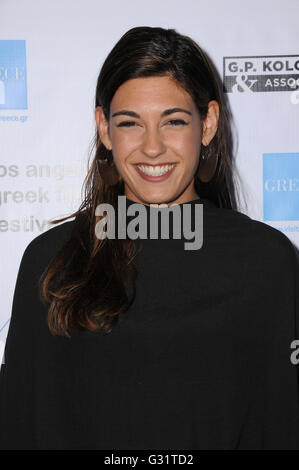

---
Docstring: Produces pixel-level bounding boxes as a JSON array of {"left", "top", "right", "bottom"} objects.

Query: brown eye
[
  {"left": 116, "top": 121, "right": 136, "bottom": 127},
  {"left": 167, "top": 119, "right": 188, "bottom": 126}
]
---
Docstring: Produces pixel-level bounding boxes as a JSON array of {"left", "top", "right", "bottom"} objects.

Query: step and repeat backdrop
[{"left": 1, "top": 0, "right": 299, "bottom": 358}]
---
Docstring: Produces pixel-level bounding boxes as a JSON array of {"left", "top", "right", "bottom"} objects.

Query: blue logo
[
  {"left": 263, "top": 153, "right": 299, "bottom": 221},
  {"left": 0, "top": 40, "right": 27, "bottom": 110}
]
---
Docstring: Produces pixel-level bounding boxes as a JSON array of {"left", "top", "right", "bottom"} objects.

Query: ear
[
  {"left": 201, "top": 100, "right": 219, "bottom": 146},
  {"left": 95, "top": 106, "right": 112, "bottom": 150},
  {"left": 198, "top": 100, "right": 220, "bottom": 183}
]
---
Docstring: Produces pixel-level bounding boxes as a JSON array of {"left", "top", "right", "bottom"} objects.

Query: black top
[{"left": 1, "top": 196, "right": 299, "bottom": 450}]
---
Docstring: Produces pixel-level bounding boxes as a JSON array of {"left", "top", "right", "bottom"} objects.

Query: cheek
[
  {"left": 172, "top": 132, "right": 200, "bottom": 160},
  {"left": 112, "top": 132, "right": 138, "bottom": 158}
]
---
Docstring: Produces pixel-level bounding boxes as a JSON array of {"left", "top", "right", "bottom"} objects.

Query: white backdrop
[{"left": 1, "top": 0, "right": 299, "bottom": 359}]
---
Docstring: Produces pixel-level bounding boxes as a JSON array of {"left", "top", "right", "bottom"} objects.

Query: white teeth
[{"left": 137, "top": 164, "right": 175, "bottom": 176}]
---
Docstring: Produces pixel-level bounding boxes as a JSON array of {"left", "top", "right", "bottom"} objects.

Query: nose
[{"left": 141, "top": 127, "right": 166, "bottom": 158}]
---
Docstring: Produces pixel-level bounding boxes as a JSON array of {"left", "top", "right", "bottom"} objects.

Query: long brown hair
[{"left": 39, "top": 26, "right": 241, "bottom": 338}]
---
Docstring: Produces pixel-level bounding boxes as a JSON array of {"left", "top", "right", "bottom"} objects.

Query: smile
[{"left": 136, "top": 163, "right": 176, "bottom": 177}]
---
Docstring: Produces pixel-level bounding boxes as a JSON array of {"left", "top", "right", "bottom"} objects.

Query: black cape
[{"left": 1, "top": 196, "right": 299, "bottom": 450}]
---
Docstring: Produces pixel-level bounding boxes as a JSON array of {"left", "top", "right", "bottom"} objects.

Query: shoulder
[
  {"left": 26, "top": 218, "right": 76, "bottom": 253},
  {"left": 206, "top": 204, "right": 298, "bottom": 271},
  {"left": 235, "top": 208, "right": 297, "bottom": 256},
  {"left": 19, "top": 218, "right": 77, "bottom": 278}
]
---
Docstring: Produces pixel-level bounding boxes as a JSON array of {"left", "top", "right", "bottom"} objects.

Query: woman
[{"left": 0, "top": 26, "right": 298, "bottom": 450}]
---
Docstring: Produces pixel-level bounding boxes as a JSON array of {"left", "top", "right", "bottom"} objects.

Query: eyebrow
[{"left": 111, "top": 107, "right": 192, "bottom": 118}]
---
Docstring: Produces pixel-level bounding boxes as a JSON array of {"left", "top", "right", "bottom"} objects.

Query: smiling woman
[
  {"left": 1, "top": 26, "right": 298, "bottom": 451},
  {"left": 95, "top": 76, "right": 219, "bottom": 203},
  {"left": 39, "top": 25, "right": 238, "bottom": 340}
]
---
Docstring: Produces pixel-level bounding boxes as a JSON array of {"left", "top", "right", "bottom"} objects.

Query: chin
[{"left": 141, "top": 194, "right": 174, "bottom": 205}]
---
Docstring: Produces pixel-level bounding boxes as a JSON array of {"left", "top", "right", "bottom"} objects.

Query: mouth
[{"left": 134, "top": 163, "right": 177, "bottom": 181}]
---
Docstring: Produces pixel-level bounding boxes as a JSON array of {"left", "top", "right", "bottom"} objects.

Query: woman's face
[{"left": 95, "top": 75, "right": 219, "bottom": 206}]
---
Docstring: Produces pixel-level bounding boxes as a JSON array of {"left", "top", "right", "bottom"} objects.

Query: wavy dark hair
[{"left": 39, "top": 26, "right": 242, "bottom": 338}]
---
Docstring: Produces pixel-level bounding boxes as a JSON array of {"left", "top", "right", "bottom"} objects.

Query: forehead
[{"left": 110, "top": 76, "right": 193, "bottom": 111}]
